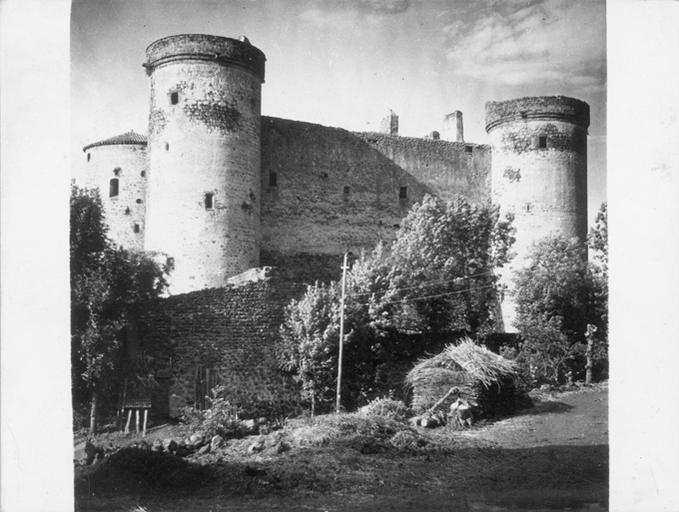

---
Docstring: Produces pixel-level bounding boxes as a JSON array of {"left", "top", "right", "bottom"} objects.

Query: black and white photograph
[{"left": 2, "top": 1, "right": 679, "bottom": 511}]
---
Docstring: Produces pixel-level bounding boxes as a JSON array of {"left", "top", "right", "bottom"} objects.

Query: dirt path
[{"left": 77, "top": 387, "right": 608, "bottom": 512}]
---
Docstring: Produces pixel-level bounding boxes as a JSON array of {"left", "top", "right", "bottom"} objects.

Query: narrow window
[
  {"left": 87, "top": 153, "right": 91, "bottom": 162},
  {"left": 343, "top": 185, "right": 351, "bottom": 195},
  {"left": 136, "top": 198, "right": 143, "bottom": 204},
  {"left": 524, "top": 202, "right": 532, "bottom": 213},
  {"left": 393, "top": 223, "right": 400, "bottom": 229},
  {"left": 165, "top": 142, "right": 169, "bottom": 151},
  {"left": 399, "top": 186, "right": 407, "bottom": 199},
  {"left": 113, "top": 167, "right": 121, "bottom": 176},
  {"left": 204, "top": 192, "right": 214, "bottom": 210},
  {"left": 170, "top": 91, "right": 179, "bottom": 105},
  {"left": 140, "top": 170, "right": 146, "bottom": 177},
  {"left": 538, "top": 135, "right": 547, "bottom": 149},
  {"left": 124, "top": 207, "right": 131, "bottom": 215},
  {"left": 109, "top": 178, "right": 119, "bottom": 197},
  {"left": 465, "top": 145, "right": 473, "bottom": 153},
  {"left": 133, "top": 223, "right": 140, "bottom": 233},
  {"left": 269, "top": 172, "right": 277, "bottom": 187}
]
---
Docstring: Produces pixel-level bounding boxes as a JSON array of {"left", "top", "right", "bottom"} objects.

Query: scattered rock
[
  {"left": 242, "top": 419, "right": 257, "bottom": 433},
  {"left": 210, "top": 435, "right": 224, "bottom": 451},
  {"left": 189, "top": 433, "right": 205, "bottom": 447},
  {"left": 151, "top": 439, "right": 164, "bottom": 452},
  {"left": 247, "top": 436, "right": 265, "bottom": 454},
  {"left": 162, "top": 439, "right": 177, "bottom": 453},
  {"left": 197, "top": 444, "right": 211, "bottom": 455},
  {"left": 256, "top": 417, "right": 268, "bottom": 425},
  {"left": 259, "top": 424, "right": 271, "bottom": 435},
  {"left": 244, "top": 465, "right": 267, "bottom": 477}
]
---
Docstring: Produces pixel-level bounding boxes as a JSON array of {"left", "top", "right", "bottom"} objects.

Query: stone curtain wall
[
  {"left": 134, "top": 270, "right": 304, "bottom": 418},
  {"left": 354, "top": 132, "right": 492, "bottom": 205},
  {"left": 259, "top": 117, "right": 492, "bottom": 283}
]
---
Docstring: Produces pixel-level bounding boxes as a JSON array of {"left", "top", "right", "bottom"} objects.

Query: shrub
[
  {"left": 359, "top": 397, "right": 409, "bottom": 422},
  {"left": 180, "top": 386, "right": 247, "bottom": 439}
]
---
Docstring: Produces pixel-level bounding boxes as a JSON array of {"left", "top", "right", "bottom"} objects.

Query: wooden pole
[
  {"left": 142, "top": 409, "right": 148, "bottom": 437},
  {"left": 124, "top": 409, "right": 132, "bottom": 434},
  {"left": 335, "top": 252, "right": 349, "bottom": 414},
  {"left": 135, "top": 409, "right": 140, "bottom": 433}
]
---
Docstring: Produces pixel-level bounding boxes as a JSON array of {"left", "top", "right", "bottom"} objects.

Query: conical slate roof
[{"left": 83, "top": 130, "right": 147, "bottom": 152}]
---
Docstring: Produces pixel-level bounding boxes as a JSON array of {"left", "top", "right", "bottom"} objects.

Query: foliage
[
  {"left": 180, "top": 385, "right": 247, "bottom": 439},
  {"left": 278, "top": 194, "right": 515, "bottom": 412},
  {"left": 377, "top": 195, "right": 515, "bottom": 336},
  {"left": 359, "top": 397, "right": 409, "bottom": 422},
  {"left": 70, "top": 185, "right": 169, "bottom": 433},
  {"left": 278, "top": 282, "right": 341, "bottom": 415},
  {"left": 513, "top": 235, "right": 607, "bottom": 384},
  {"left": 588, "top": 201, "right": 608, "bottom": 278}
]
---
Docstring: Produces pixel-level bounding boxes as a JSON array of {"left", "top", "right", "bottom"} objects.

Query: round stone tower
[
  {"left": 485, "top": 96, "right": 589, "bottom": 330},
  {"left": 143, "top": 34, "right": 266, "bottom": 294},
  {"left": 82, "top": 131, "right": 148, "bottom": 251}
]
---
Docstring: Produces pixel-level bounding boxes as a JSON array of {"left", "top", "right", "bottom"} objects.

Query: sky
[{"left": 71, "top": 0, "right": 606, "bottom": 222}]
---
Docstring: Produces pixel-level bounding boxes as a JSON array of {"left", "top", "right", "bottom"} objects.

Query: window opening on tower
[
  {"left": 170, "top": 91, "right": 179, "bottom": 105},
  {"left": 399, "top": 186, "right": 408, "bottom": 199},
  {"left": 134, "top": 223, "right": 140, "bottom": 233},
  {"left": 269, "top": 172, "right": 277, "bottom": 187},
  {"left": 538, "top": 135, "right": 547, "bottom": 149},
  {"left": 109, "top": 178, "right": 119, "bottom": 197},
  {"left": 204, "top": 192, "right": 214, "bottom": 210}
]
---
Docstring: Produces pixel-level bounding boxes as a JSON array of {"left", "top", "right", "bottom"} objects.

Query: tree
[
  {"left": 588, "top": 201, "right": 608, "bottom": 278},
  {"left": 277, "top": 282, "right": 341, "bottom": 415},
  {"left": 513, "top": 235, "right": 606, "bottom": 384},
  {"left": 70, "top": 185, "right": 168, "bottom": 433},
  {"left": 374, "top": 195, "right": 515, "bottom": 336},
  {"left": 278, "top": 194, "right": 515, "bottom": 410}
]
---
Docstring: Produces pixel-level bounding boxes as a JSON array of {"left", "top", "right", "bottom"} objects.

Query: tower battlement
[
  {"left": 485, "top": 96, "right": 589, "bottom": 132},
  {"left": 144, "top": 34, "right": 266, "bottom": 82}
]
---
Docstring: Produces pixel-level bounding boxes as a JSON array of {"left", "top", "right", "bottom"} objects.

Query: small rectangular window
[
  {"left": 399, "top": 186, "right": 407, "bottom": 199},
  {"left": 269, "top": 172, "right": 277, "bottom": 187},
  {"left": 109, "top": 178, "right": 119, "bottom": 197},
  {"left": 170, "top": 92, "right": 179, "bottom": 105},
  {"left": 87, "top": 153, "right": 91, "bottom": 162},
  {"left": 465, "top": 145, "right": 473, "bottom": 153},
  {"left": 538, "top": 135, "right": 547, "bottom": 148},
  {"left": 204, "top": 192, "right": 214, "bottom": 210},
  {"left": 133, "top": 223, "right": 140, "bottom": 233},
  {"left": 343, "top": 185, "right": 351, "bottom": 195}
]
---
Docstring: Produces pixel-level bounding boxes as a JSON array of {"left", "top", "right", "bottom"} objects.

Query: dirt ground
[{"left": 75, "top": 385, "right": 608, "bottom": 512}]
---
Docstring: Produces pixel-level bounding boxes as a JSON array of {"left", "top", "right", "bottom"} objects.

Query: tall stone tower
[
  {"left": 143, "top": 34, "right": 266, "bottom": 294},
  {"left": 485, "top": 96, "right": 589, "bottom": 330},
  {"left": 82, "top": 131, "right": 148, "bottom": 251}
]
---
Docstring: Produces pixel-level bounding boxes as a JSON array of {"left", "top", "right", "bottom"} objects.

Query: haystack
[{"left": 405, "top": 338, "right": 529, "bottom": 418}]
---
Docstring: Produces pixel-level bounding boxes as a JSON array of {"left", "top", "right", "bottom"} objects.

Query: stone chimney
[
  {"left": 380, "top": 110, "right": 399, "bottom": 135},
  {"left": 443, "top": 111, "right": 464, "bottom": 142}
]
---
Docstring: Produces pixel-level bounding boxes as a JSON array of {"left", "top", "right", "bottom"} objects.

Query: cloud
[
  {"left": 443, "top": 0, "right": 605, "bottom": 93},
  {"left": 299, "top": 0, "right": 410, "bottom": 28}
]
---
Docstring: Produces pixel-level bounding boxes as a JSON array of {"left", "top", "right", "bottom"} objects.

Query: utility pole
[{"left": 335, "top": 251, "right": 350, "bottom": 414}]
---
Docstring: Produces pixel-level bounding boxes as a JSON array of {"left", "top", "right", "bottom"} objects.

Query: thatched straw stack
[{"left": 405, "top": 338, "right": 527, "bottom": 417}]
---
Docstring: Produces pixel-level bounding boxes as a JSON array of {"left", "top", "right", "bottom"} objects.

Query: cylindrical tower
[
  {"left": 82, "top": 131, "right": 148, "bottom": 251},
  {"left": 143, "top": 34, "right": 266, "bottom": 294},
  {"left": 486, "top": 96, "right": 589, "bottom": 330}
]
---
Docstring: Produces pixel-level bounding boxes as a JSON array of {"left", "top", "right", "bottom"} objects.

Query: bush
[
  {"left": 180, "top": 386, "right": 247, "bottom": 439},
  {"left": 359, "top": 397, "right": 409, "bottom": 422}
]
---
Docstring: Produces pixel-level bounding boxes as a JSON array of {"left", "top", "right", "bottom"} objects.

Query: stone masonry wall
[
  {"left": 84, "top": 144, "right": 148, "bottom": 251},
  {"left": 144, "top": 38, "right": 263, "bottom": 295},
  {"left": 134, "top": 269, "right": 304, "bottom": 418},
  {"left": 260, "top": 117, "right": 491, "bottom": 282}
]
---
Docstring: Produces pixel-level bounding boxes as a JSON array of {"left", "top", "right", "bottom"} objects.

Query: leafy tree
[
  {"left": 278, "top": 282, "right": 341, "bottom": 415},
  {"left": 70, "top": 185, "right": 168, "bottom": 433},
  {"left": 373, "top": 195, "right": 515, "bottom": 336},
  {"left": 588, "top": 201, "right": 608, "bottom": 278},
  {"left": 513, "top": 235, "right": 606, "bottom": 384},
  {"left": 278, "top": 194, "right": 515, "bottom": 410}
]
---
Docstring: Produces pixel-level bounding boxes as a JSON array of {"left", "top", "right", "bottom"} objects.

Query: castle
[{"left": 80, "top": 34, "right": 589, "bottom": 412}]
